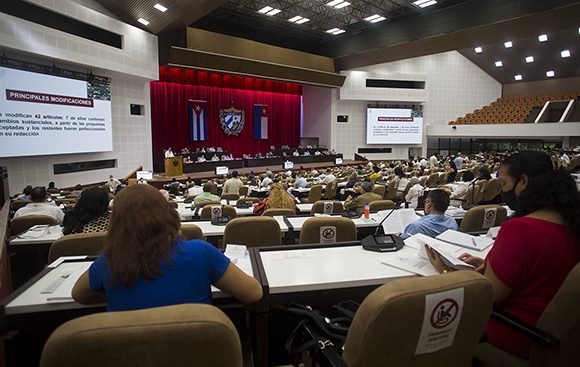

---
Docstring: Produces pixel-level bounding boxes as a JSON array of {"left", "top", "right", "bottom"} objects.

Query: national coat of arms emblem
[{"left": 219, "top": 101, "right": 245, "bottom": 136}]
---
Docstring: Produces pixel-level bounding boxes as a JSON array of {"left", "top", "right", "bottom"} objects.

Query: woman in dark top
[{"left": 62, "top": 187, "right": 110, "bottom": 235}]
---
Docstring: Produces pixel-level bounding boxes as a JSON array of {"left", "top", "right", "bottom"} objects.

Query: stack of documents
[
  {"left": 436, "top": 230, "right": 494, "bottom": 251},
  {"left": 379, "top": 208, "right": 420, "bottom": 234},
  {"left": 18, "top": 225, "right": 50, "bottom": 239}
]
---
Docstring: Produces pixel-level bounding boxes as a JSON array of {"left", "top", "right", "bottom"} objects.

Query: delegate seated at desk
[
  {"left": 343, "top": 182, "right": 382, "bottom": 214},
  {"left": 72, "top": 184, "right": 262, "bottom": 311},
  {"left": 400, "top": 189, "right": 457, "bottom": 239},
  {"left": 193, "top": 183, "right": 220, "bottom": 207}
]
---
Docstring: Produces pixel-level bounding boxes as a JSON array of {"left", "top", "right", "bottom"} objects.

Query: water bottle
[{"left": 364, "top": 200, "right": 370, "bottom": 220}]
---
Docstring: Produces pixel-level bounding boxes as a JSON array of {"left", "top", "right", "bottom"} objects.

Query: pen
[{"left": 471, "top": 237, "right": 478, "bottom": 247}]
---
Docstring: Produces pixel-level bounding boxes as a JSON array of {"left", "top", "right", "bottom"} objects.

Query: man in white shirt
[
  {"left": 323, "top": 170, "right": 336, "bottom": 184},
  {"left": 13, "top": 186, "right": 64, "bottom": 224},
  {"left": 222, "top": 171, "right": 244, "bottom": 194},
  {"left": 211, "top": 154, "right": 220, "bottom": 161},
  {"left": 164, "top": 147, "right": 174, "bottom": 158},
  {"left": 294, "top": 175, "right": 308, "bottom": 188},
  {"left": 107, "top": 175, "right": 121, "bottom": 192},
  {"left": 260, "top": 174, "right": 273, "bottom": 187},
  {"left": 293, "top": 150, "right": 300, "bottom": 157},
  {"left": 197, "top": 156, "right": 206, "bottom": 162},
  {"left": 454, "top": 153, "right": 465, "bottom": 170},
  {"left": 419, "top": 157, "right": 428, "bottom": 168},
  {"left": 186, "top": 179, "right": 204, "bottom": 198},
  {"left": 429, "top": 154, "right": 438, "bottom": 167}
]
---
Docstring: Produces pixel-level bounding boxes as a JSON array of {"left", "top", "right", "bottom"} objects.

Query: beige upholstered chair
[
  {"left": 11, "top": 200, "right": 31, "bottom": 211},
  {"left": 372, "top": 185, "right": 386, "bottom": 198},
  {"left": 48, "top": 232, "right": 107, "bottom": 263},
  {"left": 40, "top": 304, "right": 243, "bottom": 367},
  {"left": 343, "top": 271, "right": 493, "bottom": 367},
  {"left": 221, "top": 193, "right": 240, "bottom": 201},
  {"left": 236, "top": 197, "right": 260, "bottom": 206},
  {"left": 368, "top": 200, "right": 396, "bottom": 213},
  {"left": 321, "top": 180, "right": 338, "bottom": 200},
  {"left": 481, "top": 178, "right": 501, "bottom": 202},
  {"left": 180, "top": 223, "right": 203, "bottom": 241},
  {"left": 200, "top": 205, "right": 237, "bottom": 220},
  {"left": 310, "top": 201, "right": 344, "bottom": 214},
  {"left": 300, "top": 185, "right": 323, "bottom": 204},
  {"left": 299, "top": 217, "right": 356, "bottom": 244},
  {"left": 458, "top": 204, "right": 507, "bottom": 232},
  {"left": 223, "top": 217, "right": 281, "bottom": 247},
  {"left": 11, "top": 215, "right": 59, "bottom": 236},
  {"left": 425, "top": 173, "right": 440, "bottom": 188},
  {"left": 263, "top": 208, "right": 296, "bottom": 217},
  {"left": 238, "top": 186, "right": 249, "bottom": 197},
  {"left": 196, "top": 200, "right": 221, "bottom": 208},
  {"left": 475, "top": 263, "right": 580, "bottom": 367},
  {"left": 385, "top": 180, "right": 398, "bottom": 201}
]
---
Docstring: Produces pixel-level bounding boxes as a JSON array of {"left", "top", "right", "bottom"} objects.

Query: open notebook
[{"left": 379, "top": 208, "right": 420, "bottom": 234}]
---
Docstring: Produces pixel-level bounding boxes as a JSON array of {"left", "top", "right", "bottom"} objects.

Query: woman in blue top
[{"left": 72, "top": 184, "right": 262, "bottom": 311}]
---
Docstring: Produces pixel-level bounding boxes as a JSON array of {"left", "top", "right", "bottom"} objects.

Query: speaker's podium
[{"left": 164, "top": 156, "right": 183, "bottom": 177}]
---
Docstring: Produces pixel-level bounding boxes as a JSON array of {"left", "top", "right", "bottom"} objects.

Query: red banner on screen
[
  {"left": 377, "top": 117, "right": 414, "bottom": 122},
  {"left": 6, "top": 89, "right": 93, "bottom": 107}
]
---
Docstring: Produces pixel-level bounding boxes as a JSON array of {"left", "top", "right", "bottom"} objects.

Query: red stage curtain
[{"left": 150, "top": 80, "right": 302, "bottom": 165}]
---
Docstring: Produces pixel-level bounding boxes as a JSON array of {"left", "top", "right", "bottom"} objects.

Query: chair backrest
[
  {"left": 436, "top": 173, "right": 447, "bottom": 186},
  {"left": 305, "top": 185, "right": 323, "bottom": 202},
  {"left": 40, "top": 304, "right": 242, "bottom": 367},
  {"left": 426, "top": 173, "right": 440, "bottom": 188},
  {"left": 368, "top": 200, "right": 396, "bottom": 213},
  {"left": 208, "top": 183, "right": 218, "bottom": 195},
  {"left": 11, "top": 215, "right": 59, "bottom": 236},
  {"left": 11, "top": 200, "right": 30, "bottom": 211},
  {"left": 180, "top": 224, "right": 203, "bottom": 241},
  {"left": 223, "top": 217, "right": 281, "bottom": 247},
  {"left": 48, "top": 232, "right": 107, "bottom": 263},
  {"left": 238, "top": 186, "right": 249, "bottom": 197},
  {"left": 310, "top": 201, "right": 344, "bottom": 214},
  {"left": 200, "top": 205, "right": 237, "bottom": 220},
  {"left": 299, "top": 217, "right": 356, "bottom": 244},
  {"left": 530, "top": 263, "right": 580, "bottom": 367},
  {"left": 385, "top": 180, "right": 398, "bottom": 200},
  {"left": 458, "top": 205, "right": 507, "bottom": 232},
  {"left": 419, "top": 176, "right": 428, "bottom": 187},
  {"left": 482, "top": 179, "right": 501, "bottom": 202},
  {"left": 221, "top": 193, "right": 240, "bottom": 201},
  {"left": 263, "top": 208, "right": 297, "bottom": 217},
  {"left": 372, "top": 185, "right": 386, "bottom": 198},
  {"left": 343, "top": 271, "right": 493, "bottom": 367},
  {"left": 196, "top": 200, "right": 221, "bottom": 208}
]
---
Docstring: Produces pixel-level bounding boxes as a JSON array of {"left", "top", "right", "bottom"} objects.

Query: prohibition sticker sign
[
  {"left": 212, "top": 207, "right": 221, "bottom": 215},
  {"left": 485, "top": 210, "right": 496, "bottom": 221},
  {"left": 430, "top": 298, "right": 459, "bottom": 329},
  {"left": 322, "top": 228, "right": 335, "bottom": 240}
]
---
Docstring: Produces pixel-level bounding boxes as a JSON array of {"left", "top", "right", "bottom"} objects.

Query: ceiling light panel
[
  {"left": 474, "top": 47, "right": 482, "bottom": 53},
  {"left": 370, "top": 16, "right": 386, "bottom": 23},
  {"left": 288, "top": 16, "right": 302, "bottom": 22},
  {"left": 413, "top": 0, "right": 438, "bottom": 8},
  {"left": 137, "top": 18, "right": 149, "bottom": 25},
  {"left": 495, "top": 61, "right": 503, "bottom": 67},
  {"left": 514, "top": 74, "right": 523, "bottom": 81},
  {"left": 326, "top": 0, "right": 344, "bottom": 6},
  {"left": 266, "top": 8, "right": 281, "bottom": 16},
  {"left": 561, "top": 49, "right": 571, "bottom": 58},
  {"left": 154, "top": 3, "right": 167, "bottom": 12},
  {"left": 335, "top": 1, "right": 351, "bottom": 9},
  {"left": 538, "top": 34, "right": 548, "bottom": 42},
  {"left": 546, "top": 70, "right": 555, "bottom": 77},
  {"left": 504, "top": 41, "right": 513, "bottom": 48},
  {"left": 525, "top": 56, "right": 534, "bottom": 63},
  {"left": 258, "top": 6, "right": 273, "bottom": 13},
  {"left": 295, "top": 18, "right": 310, "bottom": 24}
]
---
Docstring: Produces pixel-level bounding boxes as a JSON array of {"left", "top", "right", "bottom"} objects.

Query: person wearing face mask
[
  {"left": 426, "top": 150, "right": 580, "bottom": 360},
  {"left": 400, "top": 189, "right": 457, "bottom": 239}
]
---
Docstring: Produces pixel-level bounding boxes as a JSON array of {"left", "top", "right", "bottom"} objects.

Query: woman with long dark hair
[
  {"left": 72, "top": 184, "right": 262, "bottom": 311},
  {"left": 427, "top": 150, "right": 580, "bottom": 359},
  {"left": 62, "top": 188, "right": 110, "bottom": 235}
]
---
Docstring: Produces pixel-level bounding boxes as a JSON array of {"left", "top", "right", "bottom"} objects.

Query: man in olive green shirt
[
  {"left": 193, "top": 183, "right": 220, "bottom": 207},
  {"left": 344, "top": 182, "right": 383, "bottom": 214}
]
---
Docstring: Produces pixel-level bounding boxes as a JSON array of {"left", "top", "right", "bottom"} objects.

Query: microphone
[{"left": 362, "top": 207, "right": 405, "bottom": 253}]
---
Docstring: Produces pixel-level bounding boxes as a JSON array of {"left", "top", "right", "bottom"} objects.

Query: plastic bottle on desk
[{"left": 364, "top": 200, "right": 370, "bottom": 219}]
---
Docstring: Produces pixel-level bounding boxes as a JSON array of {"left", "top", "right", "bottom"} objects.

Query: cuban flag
[
  {"left": 253, "top": 104, "right": 268, "bottom": 139},
  {"left": 189, "top": 100, "right": 207, "bottom": 141}
]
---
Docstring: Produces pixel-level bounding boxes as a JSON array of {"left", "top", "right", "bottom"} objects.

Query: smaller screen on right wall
[{"left": 366, "top": 107, "right": 423, "bottom": 144}]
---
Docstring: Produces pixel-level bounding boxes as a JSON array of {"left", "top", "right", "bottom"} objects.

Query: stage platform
[{"left": 148, "top": 159, "right": 366, "bottom": 186}]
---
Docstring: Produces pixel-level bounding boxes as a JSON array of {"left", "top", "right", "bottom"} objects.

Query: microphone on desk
[{"left": 361, "top": 207, "right": 405, "bottom": 253}]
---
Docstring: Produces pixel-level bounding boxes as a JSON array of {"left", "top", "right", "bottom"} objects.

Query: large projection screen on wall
[
  {"left": 366, "top": 107, "right": 423, "bottom": 144},
  {"left": 0, "top": 66, "right": 113, "bottom": 158}
]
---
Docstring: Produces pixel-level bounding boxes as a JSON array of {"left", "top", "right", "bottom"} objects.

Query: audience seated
[
  {"left": 72, "top": 184, "right": 262, "bottom": 311},
  {"left": 427, "top": 150, "right": 580, "bottom": 359},
  {"left": 253, "top": 184, "right": 297, "bottom": 216},
  {"left": 400, "top": 189, "right": 457, "bottom": 239},
  {"left": 62, "top": 188, "right": 110, "bottom": 235},
  {"left": 344, "top": 182, "right": 382, "bottom": 215},
  {"left": 46, "top": 181, "right": 59, "bottom": 194},
  {"left": 193, "top": 183, "right": 220, "bottom": 207},
  {"left": 16, "top": 185, "right": 33, "bottom": 200},
  {"left": 222, "top": 171, "right": 243, "bottom": 195},
  {"left": 13, "top": 186, "right": 64, "bottom": 224}
]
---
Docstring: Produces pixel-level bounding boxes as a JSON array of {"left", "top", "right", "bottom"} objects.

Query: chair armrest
[{"left": 491, "top": 309, "right": 559, "bottom": 348}]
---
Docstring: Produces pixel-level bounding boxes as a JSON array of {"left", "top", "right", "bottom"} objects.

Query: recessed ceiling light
[
  {"left": 561, "top": 49, "right": 571, "bottom": 58},
  {"left": 365, "top": 14, "right": 381, "bottom": 21},
  {"left": 495, "top": 61, "right": 503, "bottom": 67},
  {"left": 538, "top": 34, "right": 548, "bottom": 42},
  {"left": 154, "top": 3, "right": 167, "bottom": 12},
  {"left": 413, "top": 0, "right": 438, "bottom": 8},
  {"left": 333, "top": 29, "right": 346, "bottom": 34},
  {"left": 258, "top": 6, "right": 273, "bottom": 13},
  {"left": 289, "top": 16, "right": 303, "bottom": 22},
  {"left": 474, "top": 46, "right": 482, "bottom": 53},
  {"left": 326, "top": 28, "right": 345, "bottom": 35},
  {"left": 504, "top": 41, "right": 513, "bottom": 48},
  {"left": 137, "top": 18, "right": 149, "bottom": 25},
  {"left": 546, "top": 70, "right": 555, "bottom": 77},
  {"left": 514, "top": 74, "right": 523, "bottom": 81},
  {"left": 370, "top": 16, "right": 386, "bottom": 23},
  {"left": 296, "top": 18, "right": 310, "bottom": 24},
  {"left": 525, "top": 56, "right": 534, "bottom": 63},
  {"left": 267, "top": 8, "right": 281, "bottom": 15},
  {"left": 335, "top": 1, "right": 351, "bottom": 9},
  {"left": 326, "top": 28, "right": 339, "bottom": 33},
  {"left": 326, "top": 0, "right": 343, "bottom": 6}
]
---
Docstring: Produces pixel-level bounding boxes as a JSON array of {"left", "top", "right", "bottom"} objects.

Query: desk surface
[{"left": 9, "top": 225, "right": 63, "bottom": 246}]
